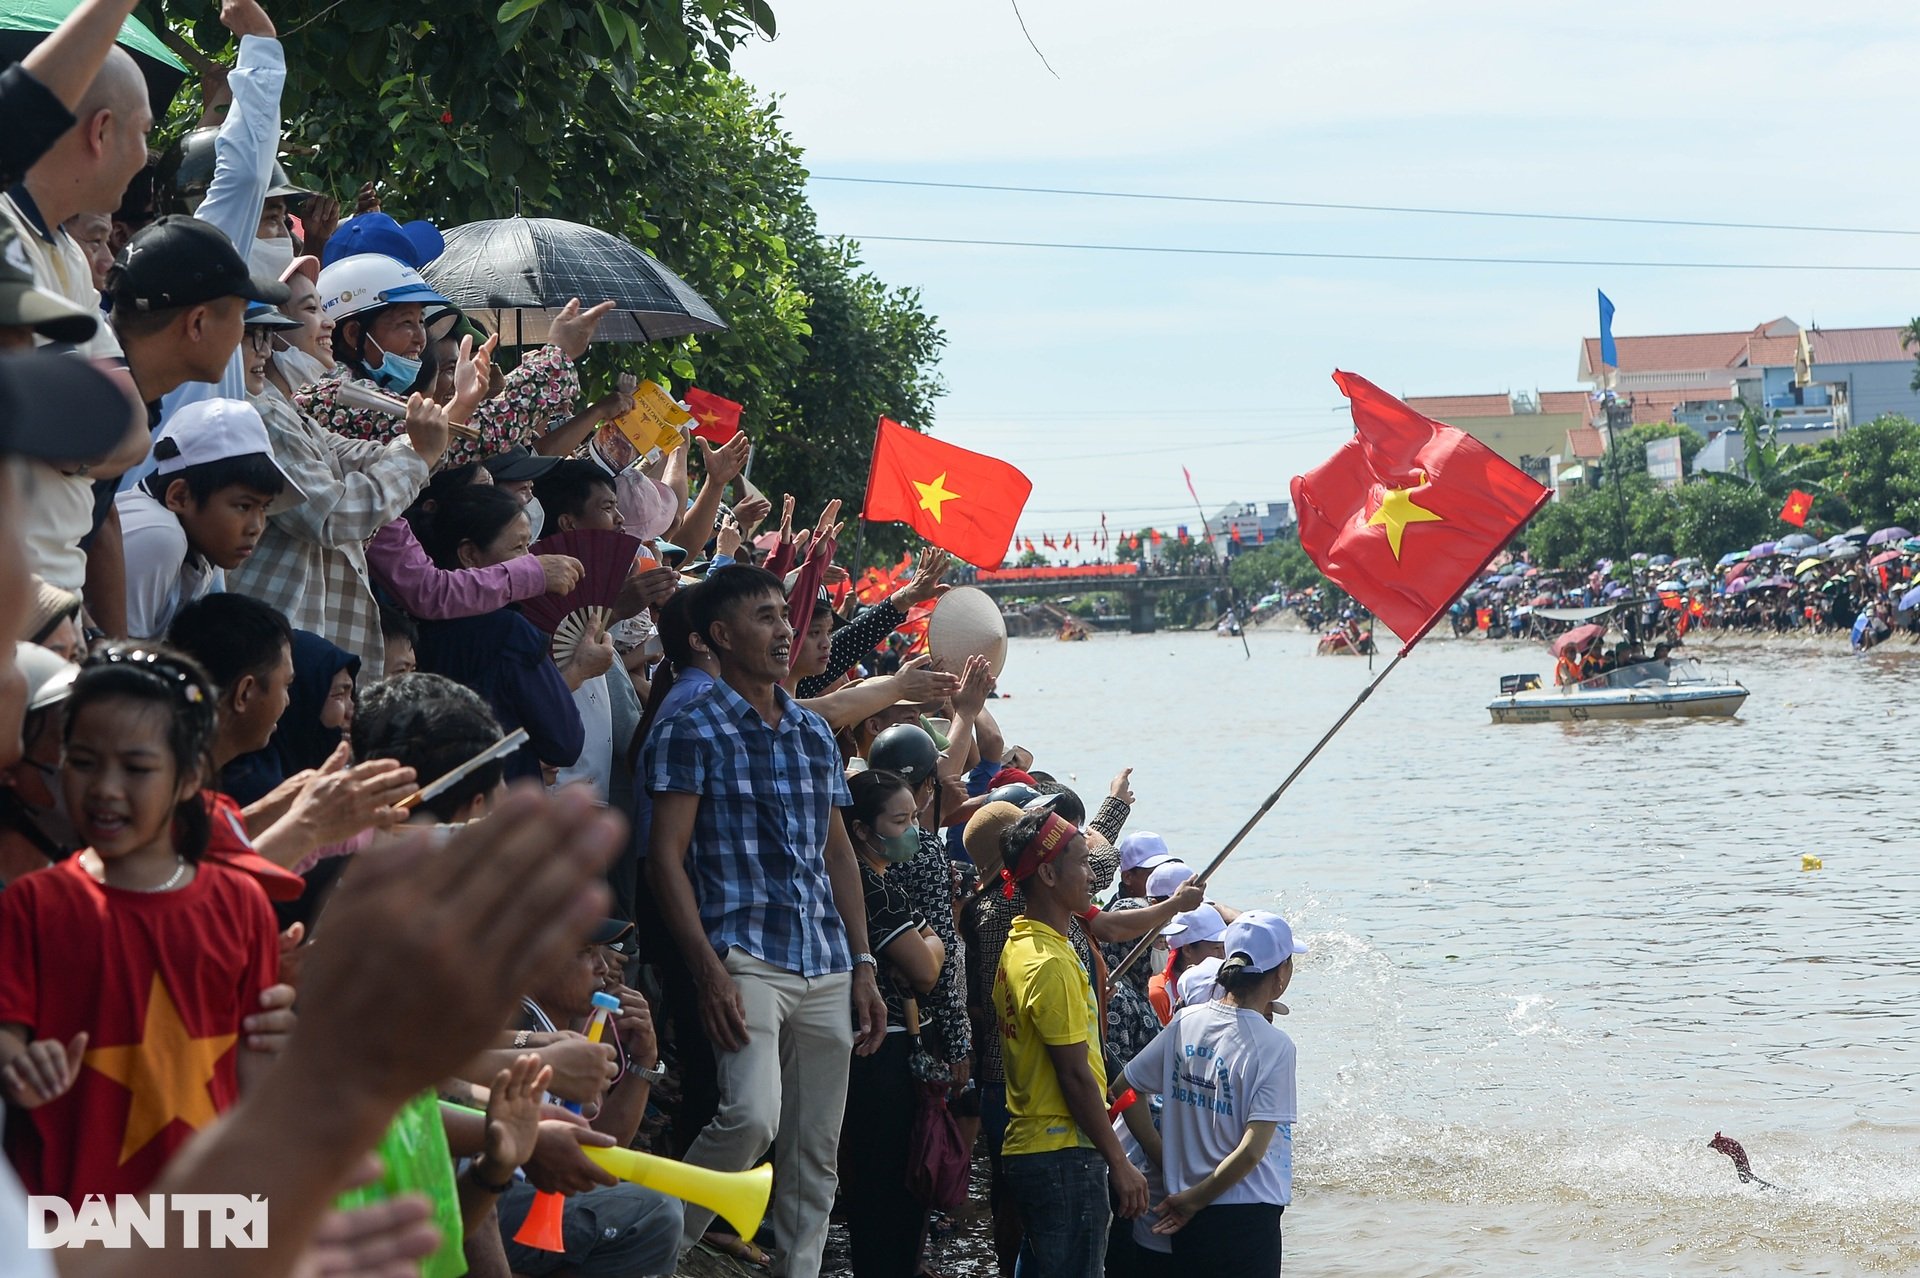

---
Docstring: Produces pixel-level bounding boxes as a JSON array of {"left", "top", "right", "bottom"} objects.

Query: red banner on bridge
[{"left": 974, "top": 564, "right": 1141, "bottom": 583}]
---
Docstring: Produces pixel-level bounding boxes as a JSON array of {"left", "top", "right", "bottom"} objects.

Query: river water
[{"left": 990, "top": 628, "right": 1920, "bottom": 1277}]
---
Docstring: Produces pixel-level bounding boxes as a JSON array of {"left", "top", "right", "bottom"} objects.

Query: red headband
[{"left": 1000, "top": 812, "right": 1079, "bottom": 898}]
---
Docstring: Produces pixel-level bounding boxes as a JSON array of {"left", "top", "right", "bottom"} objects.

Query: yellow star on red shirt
[
  {"left": 84, "top": 972, "right": 237, "bottom": 1165},
  {"left": 914, "top": 471, "right": 961, "bottom": 523},
  {"left": 1367, "top": 480, "right": 1444, "bottom": 560}
]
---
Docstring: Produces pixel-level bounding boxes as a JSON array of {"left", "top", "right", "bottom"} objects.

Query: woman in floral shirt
[{"left": 301, "top": 252, "right": 612, "bottom": 469}]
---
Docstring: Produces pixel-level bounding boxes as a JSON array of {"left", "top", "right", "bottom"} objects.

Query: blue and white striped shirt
[{"left": 645, "top": 677, "right": 853, "bottom": 977}]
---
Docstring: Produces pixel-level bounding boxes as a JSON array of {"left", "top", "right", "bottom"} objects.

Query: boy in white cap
[
  {"left": 116, "top": 397, "right": 302, "bottom": 639},
  {"left": 1121, "top": 909, "right": 1306, "bottom": 1276}
]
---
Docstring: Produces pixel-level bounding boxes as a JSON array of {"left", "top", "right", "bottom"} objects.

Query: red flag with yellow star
[
  {"left": 863, "top": 418, "right": 1032, "bottom": 568},
  {"left": 682, "top": 387, "right": 743, "bottom": 445},
  {"left": 1291, "top": 370, "right": 1550, "bottom": 650},
  {"left": 1779, "top": 489, "right": 1813, "bottom": 527}
]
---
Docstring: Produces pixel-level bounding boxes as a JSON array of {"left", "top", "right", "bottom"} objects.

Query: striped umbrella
[{"left": 422, "top": 217, "right": 725, "bottom": 347}]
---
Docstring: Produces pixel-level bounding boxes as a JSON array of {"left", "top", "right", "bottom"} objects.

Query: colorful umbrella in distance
[
  {"left": 1867, "top": 526, "right": 1913, "bottom": 546},
  {"left": 1550, "top": 623, "right": 1607, "bottom": 656}
]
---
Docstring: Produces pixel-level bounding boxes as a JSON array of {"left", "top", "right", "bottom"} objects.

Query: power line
[
  {"left": 846, "top": 233, "right": 1920, "bottom": 273},
  {"left": 814, "top": 174, "right": 1920, "bottom": 240}
]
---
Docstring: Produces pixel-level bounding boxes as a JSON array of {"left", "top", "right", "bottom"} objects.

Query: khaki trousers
[{"left": 678, "top": 949, "right": 854, "bottom": 1278}]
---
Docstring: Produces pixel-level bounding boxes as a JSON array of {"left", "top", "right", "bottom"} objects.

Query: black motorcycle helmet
[
  {"left": 867, "top": 723, "right": 939, "bottom": 788},
  {"left": 157, "top": 127, "right": 312, "bottom": 214}
]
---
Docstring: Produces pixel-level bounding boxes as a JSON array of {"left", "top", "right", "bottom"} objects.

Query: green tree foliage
[
  {"left": 1227, "top": 539, "right": 1332, "bottom": 598},
  {"left": 1822, "top": 414, "right": 1920, "bottom": 529},
  {"left": 149, "top": 0, "right": 947, "bottom": 557},
  {"left": 1670, "top": 481, "right": 1773, "bottom": 561}
]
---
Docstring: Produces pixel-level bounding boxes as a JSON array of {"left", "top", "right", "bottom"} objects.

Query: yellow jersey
[{"left": 994, "top": 915, "right": 1106, "bottom": 1155}]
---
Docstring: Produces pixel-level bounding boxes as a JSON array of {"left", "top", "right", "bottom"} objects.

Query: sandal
[{"left": 699, "top": 1230, "right": 773, "bottom": 1270}]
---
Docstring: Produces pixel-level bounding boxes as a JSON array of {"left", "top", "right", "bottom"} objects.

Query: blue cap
[
  {"left": 590, "top": 991, "right": 621, "bottom": 1012},
  {"left": 244, "top": 300, "right": 300, "bottom": 329},
  {"left": 321, "top": 212, "right": 446, "bottom": 270}
]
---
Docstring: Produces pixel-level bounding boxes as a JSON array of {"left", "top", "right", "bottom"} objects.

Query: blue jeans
[{"left": 1002, "top": 1147, "right": 1109, "bottom": 1278}]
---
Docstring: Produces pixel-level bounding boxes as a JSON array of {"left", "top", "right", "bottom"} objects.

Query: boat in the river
[
  {"left": 1487, "top": 658, "right": 1748, "bottom": 723},
  {"left": 1316, "top": 629, "right": 1373, "bottom": 656}
]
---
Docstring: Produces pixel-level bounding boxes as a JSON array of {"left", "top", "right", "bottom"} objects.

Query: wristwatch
[
  {"left": 634, "top": 1059, "right": 669, "bottom": 1085},
  {"left": 851, "top": 952, "right": 877, "bottom": 971}
]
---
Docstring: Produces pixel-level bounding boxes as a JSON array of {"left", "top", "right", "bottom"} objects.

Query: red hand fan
[{"left": 520, "top": 528, "right": 644, "bottom": 665}]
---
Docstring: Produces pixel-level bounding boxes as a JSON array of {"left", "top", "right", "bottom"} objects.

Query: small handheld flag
[
  {"left": 1779, "top": 489, "right": 1813, "bottom": 527},
  {"left": 682, "top": 387, "right": 743, "bottom": 445}
]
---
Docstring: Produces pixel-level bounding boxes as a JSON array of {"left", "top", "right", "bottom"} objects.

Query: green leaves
[{"left": 496, "top": 0, "right": 548, "bottom": 24}]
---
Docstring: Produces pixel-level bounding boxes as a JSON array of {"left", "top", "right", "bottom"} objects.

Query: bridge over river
[{"left": 968, "top": 570, "right": 1228, "bottom": 633}]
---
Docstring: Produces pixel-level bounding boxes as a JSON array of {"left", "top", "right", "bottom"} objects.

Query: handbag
[{"left": 903, "top": 997, "right": 970, "bottom": 1210}]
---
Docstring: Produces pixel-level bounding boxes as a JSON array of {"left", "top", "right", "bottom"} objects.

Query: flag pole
[
  {"left": 1181, "top": 468, "right": 1251, "bottom": 660},
  {"left": 1105, "top": 650, "right": 1405, "bottom": 989}
]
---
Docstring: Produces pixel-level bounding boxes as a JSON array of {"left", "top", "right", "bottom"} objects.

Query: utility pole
[{"left": 1603, "top": 394, "right": 1635, "bottom": 561}]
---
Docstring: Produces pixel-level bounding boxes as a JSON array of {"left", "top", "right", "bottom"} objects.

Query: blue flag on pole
[{"left": 1598, "top": 290, "right": 1618, "bottom": 369}]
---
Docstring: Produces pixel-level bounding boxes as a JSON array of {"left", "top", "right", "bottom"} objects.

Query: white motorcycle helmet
[{"left": 316, "top": 253, "right": 449, "bottom": 325}]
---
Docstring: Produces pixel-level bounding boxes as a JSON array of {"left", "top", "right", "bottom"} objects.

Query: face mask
[
  {"left": 273, "top": 345, "right": 331, "bottom": 390},
  {"left": 249, "top": 235, "right": 295, "bottom": 281},
  {"left": 364, "top": 334, "right": 424, "bottom": 394},
  {"left": 876, "top": 825, "right": 921, "bottom": 863},
  {"left": 26, "top": 760, "right": 75, "bottom": 848},
  {"left": 524, "top": 496, "right": 545, "bottom": 542}
]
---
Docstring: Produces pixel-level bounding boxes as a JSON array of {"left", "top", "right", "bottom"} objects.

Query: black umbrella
[{"left": 421, "top": 217, "right": 726, "bottom": 347}]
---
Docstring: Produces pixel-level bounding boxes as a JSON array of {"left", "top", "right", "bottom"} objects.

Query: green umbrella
[{"left": 0, "top": 0, "right": 189, "bottom": 119}]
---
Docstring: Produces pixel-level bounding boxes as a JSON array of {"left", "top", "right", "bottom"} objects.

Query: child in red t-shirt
[{"left": 0, "top": 644, "right": 280, "bottom": 1202}]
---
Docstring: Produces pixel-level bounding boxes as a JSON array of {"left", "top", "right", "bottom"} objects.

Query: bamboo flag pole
[{"left": 1105, "top": 652, "right": 1405, "bottom": 989}]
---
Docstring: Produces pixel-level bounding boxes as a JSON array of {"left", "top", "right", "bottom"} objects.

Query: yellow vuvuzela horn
[{"left": 582, "top": 1147, "right": 772, "bottom": 1240}]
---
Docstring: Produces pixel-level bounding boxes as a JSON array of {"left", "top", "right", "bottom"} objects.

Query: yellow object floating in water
[{"left": 1801, "top": 854, "right": 1823, "bottom": 871}]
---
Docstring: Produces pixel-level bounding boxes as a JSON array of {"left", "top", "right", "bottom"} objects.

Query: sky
[{"left": 732, "top": 1, "right": 1920, "bottom": 545}]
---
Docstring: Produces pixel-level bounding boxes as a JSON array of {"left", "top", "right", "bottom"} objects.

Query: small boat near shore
[
  {"left": 1488, "top": 658, "right": 1749, "bottom": 723},
  {"left": 1316, "top": 629, "right": 1374, "bottom": 656}
]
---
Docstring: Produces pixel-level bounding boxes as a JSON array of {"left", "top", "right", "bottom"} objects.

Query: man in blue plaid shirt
[{"left": 646, "top": 564, "right": 887, "bottom": 1278}]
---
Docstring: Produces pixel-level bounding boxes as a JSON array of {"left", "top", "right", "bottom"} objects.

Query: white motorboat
[{"left": 1487, "top": 658, "right": 1748, "bottom": 724}]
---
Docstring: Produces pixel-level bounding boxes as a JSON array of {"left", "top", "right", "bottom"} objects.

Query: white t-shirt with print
[{"left": 1124, "top": 1001, "right": 1297, "bottom": 1207}]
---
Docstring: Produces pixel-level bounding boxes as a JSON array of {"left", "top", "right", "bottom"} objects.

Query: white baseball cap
[
  {"left": 150, "top": 399, "right": 306, "bottom": 512},
  {"left": 1174, "top": 956, "right": 1223, "bottom": 1010},
  {"left": 1220, "top": 910, "right": 1307, "bottom": 973},
  {"left": 1160, "top": 903, "right": 1226, "bottom": 949},
  {"left": 1118, "top": 831, "right": 1177, "bottom": 874},
  {"left": 1145, "top": 860, "right": 1195, "bottom": 899}
]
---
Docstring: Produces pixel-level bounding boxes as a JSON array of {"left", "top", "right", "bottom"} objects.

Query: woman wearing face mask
[
  {"left": 303, "top": 253, "right": 612, "bottom": 469},
  {"left": 868, "top": 719, "right": 976, "bottom": 1091},
  {"left": 295, "top": 254, "right": 501, "bottom": 468},
  {"left": 841, "top": 768, "right": 946, "bottom": 1278}
]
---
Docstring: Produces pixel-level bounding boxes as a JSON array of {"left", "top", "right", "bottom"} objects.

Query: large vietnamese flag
[
  {"left": 863, "top": 418, "right": 1032, "bottom": 568},
  {"left": 1291, "top": 371, "right": 1550, "bottom": 650}
]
